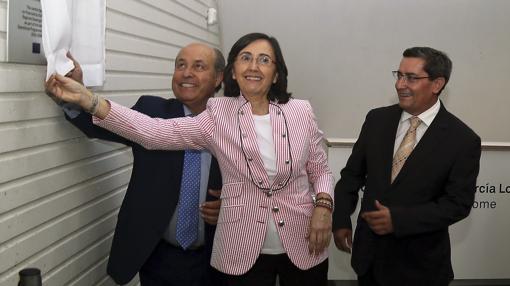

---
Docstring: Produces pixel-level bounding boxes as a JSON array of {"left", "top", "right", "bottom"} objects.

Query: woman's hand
[
  {"left": 45, "top": 73, "right": 93, "bottom": 109},
  {"left": 307, "top": 205, "right": 332, "bottom": 255}
]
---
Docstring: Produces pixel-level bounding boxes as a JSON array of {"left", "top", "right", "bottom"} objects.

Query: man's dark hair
[
  {"left": 223, "top": 32, "right": 292, "bottom": 103},
  {"left": 213, "top": 47, "right": 225, "bottom": 93},
  {"left": 403, "top": 47, "right": 452, "bottom": 95}
]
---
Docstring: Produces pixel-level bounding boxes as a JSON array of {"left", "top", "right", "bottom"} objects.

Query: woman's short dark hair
[
  {"left": 223, "top": 33, "right": 292, "bottom": 103},
  {"left": 403, "top": 47, "right": 452, "bottom": 95}
]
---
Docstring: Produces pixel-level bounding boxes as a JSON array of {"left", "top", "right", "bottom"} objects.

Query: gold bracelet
[
  {"left": 316, "top": 196, "right": 333, "bottom": 204},
  {"left": 316, "top": 198, "right": 334, "bottom": 209},
  {"left": 315, "top": 201, "right": 333, "bottom": 212}
]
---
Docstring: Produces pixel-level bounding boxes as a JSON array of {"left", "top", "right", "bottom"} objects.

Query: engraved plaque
[{"left": 7, "top": 0, "right": 46, "bottom": 64}]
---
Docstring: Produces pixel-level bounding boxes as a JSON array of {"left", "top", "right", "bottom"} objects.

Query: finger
[
  {"left": 200, "top": 206, "right": 220, "bottom": 217},
  {"left": 362, "top": 213, "right": 374, "bottom": 224},
  {"left": 66, "top": 52, "right": 81, "bottom": 70},
  {"left": 341, "top": 238, "right": 350, "bottom": 253},
  {"left": 308, "top": 230, "right": 317, "bottom": 254},
  {"left": 202, "top": 199, "right": 221, "bottom": 207},
  {"left": 333, "top": 235, "right": 345, "bottom": 251},
  {"left": 366, "top": 220, "right": 383, "bottom": 231},
  {"left": 202, "top": 218, "right": 216, "bottom": 225},
  {"left": 369, "top": 222, "right": 391, "bottom": 234},
  {"left": 334, "top": 235, "right": 349, "bottom": 253},
  {"left": 44, "top": 83, "right": 53, "bottom": 97},
  {"left": 43, "top": 78, "right": 49, "bottom": 89},
  {"left": 371, "top": 226, "right": 389, "bottom": 235},
  {"left": 367, "top": 216, "right": 387, "bottom": 225},
  {"left": 46, "top": 76, "right": 57, "bottom": 94},
  {"left": 201, "top": 200, "right": 221, "bottom": 210},
  {"left": 346, "top": 233, "right": 353, "bottom": 251},
  {"left": 201, "top": 213, "right": 218, "bottom": 225},
  {"left": 375, "top": 200, "right": 386, "bottom": 210},
  {"left": 362, "top": 210, "right": 384, "bottom": 220},
  {"left": 208, "top": 189, "right": 221, "bottom": 198},
  {"left": 316, "top": 231, "right": 326, "bottom": 254},
  {"left": 66, "top": 51, "right": 77, "bottom": 62},
  {"left": 324, "top": 231, "right": 332, "bottom": 251},
  {"left": 46, "top": 74, "right": 55, "bottom": 88},
  {"left": 323, "top": 231, "right": 332, "bottom": 252},
  {"left": 311, "top": 230, "right": 321, "bottom": 255},
  {"left": 54, "top": 73, "right": 69, "bottom": 83}
]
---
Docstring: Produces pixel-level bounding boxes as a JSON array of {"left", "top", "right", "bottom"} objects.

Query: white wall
[
  {"left": 218, "top": 0, "right": 510, "bottom": 142},
  {"left": 0, "top": 0, "right": 221, "bottom": 285}
]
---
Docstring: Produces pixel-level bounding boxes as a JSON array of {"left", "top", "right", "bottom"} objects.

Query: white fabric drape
[{"left": 41, "top": 0, "right": 106, "bottom": 87}]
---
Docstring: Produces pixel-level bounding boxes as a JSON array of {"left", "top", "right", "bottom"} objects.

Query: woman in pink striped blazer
[{"left": 47, "top": 33, "right": 334, "bottom": 286}]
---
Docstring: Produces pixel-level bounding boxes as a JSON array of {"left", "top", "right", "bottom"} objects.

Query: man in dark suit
[
  {"left": 54, "top": 44, "right": 225, "bottom": 285},
  {"left": 333, "top": 47, "right": 481, "bottom": 286}
]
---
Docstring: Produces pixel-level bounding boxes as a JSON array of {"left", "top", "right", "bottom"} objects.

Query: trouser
[
  {"left": 222, "top": 254, "right": 328, "bottom": 286},
  {"left": 139, "top": 240, "right": 224, "bottom": 286}
]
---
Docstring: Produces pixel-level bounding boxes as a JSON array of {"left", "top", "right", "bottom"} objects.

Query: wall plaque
[{"left": 7, "top": 0, "right": 46, "bottom": 64}]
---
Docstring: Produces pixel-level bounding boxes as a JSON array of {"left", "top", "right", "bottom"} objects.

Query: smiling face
[
  {"left": 171, "top": 43, "right": 222, "bottom": 113},
  {"left": 232, "top": 39, "right": 278, "bottom": 99},
  {"left": 395, "top": 57, "right": 445, "bottom": 115}
]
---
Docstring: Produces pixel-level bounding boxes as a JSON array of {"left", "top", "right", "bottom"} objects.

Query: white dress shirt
[{"left": 393, "top": 99, "right": 441, "bottom": 156}]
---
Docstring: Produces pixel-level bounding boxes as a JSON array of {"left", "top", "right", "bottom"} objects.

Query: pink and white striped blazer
[{"left": 94, "top": 95, "right": 334, "bottom": 275}]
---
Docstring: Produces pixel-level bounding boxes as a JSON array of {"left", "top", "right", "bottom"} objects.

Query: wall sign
[{"left": 7, "top": 0, "right": 46, "bottom": 64}]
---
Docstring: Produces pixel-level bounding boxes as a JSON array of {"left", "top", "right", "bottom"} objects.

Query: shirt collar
[
  {"left": 400, "top": 99, "right": 441, "bottom": 127},
  {"left": 183, "top": 104, "right": 192, "bottom": 117}
]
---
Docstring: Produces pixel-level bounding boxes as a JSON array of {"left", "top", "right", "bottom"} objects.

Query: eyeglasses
[
  {"left": 237, "top": 52, "right": 275, "bottom": 67},
  {"left": 392, "top": 71, "right": 430, "bottom": 84}
]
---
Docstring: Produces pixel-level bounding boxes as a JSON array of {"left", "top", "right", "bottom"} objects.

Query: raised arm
[{"left": 45, "top": 73, "right": 111, "bottom": 119}]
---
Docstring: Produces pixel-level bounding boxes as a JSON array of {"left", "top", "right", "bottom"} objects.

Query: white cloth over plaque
[{"left": 41, "top": 0, "right": 106, "bottom": 87}]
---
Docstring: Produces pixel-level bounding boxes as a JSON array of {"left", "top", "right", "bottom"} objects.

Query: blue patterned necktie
[{"left": 176, "top": 150, "right": 201, "bottom": 249}]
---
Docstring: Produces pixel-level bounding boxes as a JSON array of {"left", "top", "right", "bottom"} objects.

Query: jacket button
[
  {"left": 239, "top": 110, "right": 244, "bottom": 115},
  {"left": 277, "top": 111, "right": 281, "bottom": 115},
  {"left": 282, "top": 133, "right": 286, "bottom": 138},
  {"left": 278, "top": 220, "right": 285, "bottom": 227},
  {"left": 258, "top": 180, "right": 263, "bottom": 185},
  {"left": 272, "top": 206, "right": 279, "bottom": 212},
  {"left": 266, "top": 191, "right": 273, "bottom": 197},
  {"left": 285, "top": 160, "right": 290, "bottom": 164},
  {"left": 248, "top": 157, "right": 253, "bottom": 161}
]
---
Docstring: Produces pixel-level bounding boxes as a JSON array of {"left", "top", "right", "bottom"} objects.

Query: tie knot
[{"left": 410, "top": 116, "right": 421, "bottom": 129}]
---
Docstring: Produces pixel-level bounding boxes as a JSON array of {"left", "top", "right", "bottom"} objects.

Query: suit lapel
[
  {"left": 392, "top": 103, "right": 450, "bottom": 184},
  {"left": 164, "top": 99, "right": 185, "bottom": 118}
]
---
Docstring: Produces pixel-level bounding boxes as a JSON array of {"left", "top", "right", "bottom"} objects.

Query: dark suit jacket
[
  {"left": 333, "top": 102, "right": 481, "bottom": 286},
  {"left": 66, "top": 96, "right": 222, "bottom": 285}
]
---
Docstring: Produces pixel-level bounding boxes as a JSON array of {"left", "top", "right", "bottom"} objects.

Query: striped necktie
[{"left": 391, "top": 116, "right": 421, "bottom": 183}]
